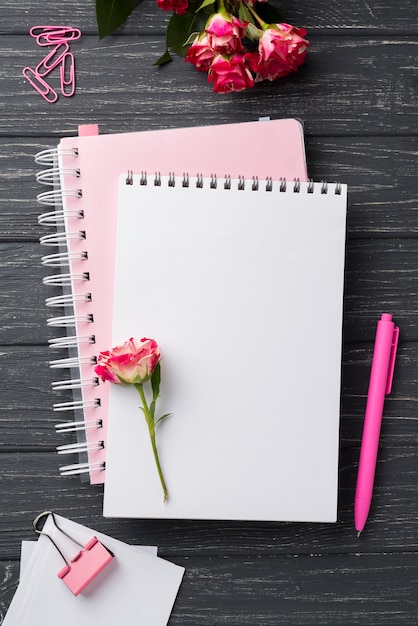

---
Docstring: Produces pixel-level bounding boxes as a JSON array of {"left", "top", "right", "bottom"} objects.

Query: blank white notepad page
[{"left": 104, "top": 176, "right": 347, "bottom": 522}]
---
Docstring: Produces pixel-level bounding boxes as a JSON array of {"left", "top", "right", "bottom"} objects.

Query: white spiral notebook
[
  {"left": 35, "top": 118, "right": 307, "bottom": 484},
  {"left": 103, "top": 174, "right": 347, "bottom": 523}
]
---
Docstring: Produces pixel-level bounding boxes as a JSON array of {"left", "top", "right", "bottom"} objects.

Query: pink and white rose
[
  {"left": 205, "top": 13, "right": 247, "bottom": 55},
  {"left": 246, "top": 23, "right": 309, "bottom": 82},
  {"left": 95, "top": 337, "right": 160, "bottom": 385},
  {"left": 185, "top": 33, "right": 217, "bottom": 72},
  {"left": 208, "top": 53, "right": 254, "bottom": 93}
]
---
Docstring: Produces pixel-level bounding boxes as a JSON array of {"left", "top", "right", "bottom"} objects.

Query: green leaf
[
  {"left": 151, "top": 362, "right": 161, "bottom": 403},
  {"left": 246, "top": 22, "right": 263, "bottom": 41},
  {"left": 197, "top": 0, "right": 216, "bottom": 10},
  {"left": 238, "top": 3, "right": 253, "bottom": 24},
  {"left": 155, "top": 413, "right": 172, "bottom": 426},
  {"left": 166, "top": 11, "right": 208, "bottom": 57},
  {"left": 154, "top": 49, "right": 173, "bottom": 66},
  {"left": 95, "top": 0, "right": 142, "bottom": 39},
  {"left": 150, "top": 399, "right": 156, "bottom": 420}
]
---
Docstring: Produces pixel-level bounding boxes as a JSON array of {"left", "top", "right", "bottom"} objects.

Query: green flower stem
[
  {"left": 135, "top": 383, "right": 168, "bottom": 502},
  {"left": 246, "top": 3, "right": 268, "bottom": 29}
]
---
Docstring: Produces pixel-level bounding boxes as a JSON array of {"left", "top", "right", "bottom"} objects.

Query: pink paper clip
[
  {"left": 33, "top": 511, "right": 115, "bottom": 596},
  {"left": 36, "top": 42, "right": 69, "bottom": 77},
  {"left": 60, "top": 52, "right": 76, "bottom": 97},
  {"left": 22, "top": 67, "right": 58, "bottom": 103},
  {"left": 30, "top": 25, "right": 72, "bottom": 37},
  {"left": 38, "top": 28, "right": 82, "bottom": 46}
]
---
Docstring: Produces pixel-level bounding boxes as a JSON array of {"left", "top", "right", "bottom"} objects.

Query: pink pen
[{"left": 354, "top": 313, "right": 399, "bottom": 535}]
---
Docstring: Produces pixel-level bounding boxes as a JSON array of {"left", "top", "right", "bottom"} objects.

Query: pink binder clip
[
  {"left": 60, "top": 52, "right": 76, "bottom": 97},
  {"left": 33, "top": 511, "right": 114, "bottom": 596},
  {"left": 22, "top": 67, "right": 58, "bottom": 103}
]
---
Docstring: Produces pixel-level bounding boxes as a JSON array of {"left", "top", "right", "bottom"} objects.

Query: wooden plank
[
  {"left": 1, "top": 36, "right": 417, "bottom": 136},
  {"left": 2, "top": 0, "right": 418, "bottom": 33},
  {"left": 2, "top": 239, "right": 418, "bottom": 344},
  {"left": 0, "top": 243, "right": 51, "bottom": 343},
  {"left": 2, "top": 136, "right": 418, "bottom": 240},
  {"left": 341, "top": 343, "right": 418, "bottom": 444},
  {"left": 169, "top": 554, "right": 418, "bottom": 625},
  {"left": 1, "top": 343, "right": 417, "bottom": 449},
  {"left": 0, "top": 449, "right": 417, "bottom": 557},
  {"left": 1, "top": 552, "right": 418, "bottom": 624},
  {"left": 0, "top": 139, "right": 47, "bottom": 238}
]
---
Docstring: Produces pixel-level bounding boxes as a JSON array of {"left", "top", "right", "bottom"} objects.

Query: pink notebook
[{"left": 36, "top": 118, "right": 308, "bottom": 484}]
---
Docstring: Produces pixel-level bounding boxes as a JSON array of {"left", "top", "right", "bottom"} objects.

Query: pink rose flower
[
  {"left": 205, "top": 13, "right": 247, "bottom": 54},
  {"left": 185, "top": 33, "right": 217, "bottom": 72},
  {"left": 157, "top": 0, "right": 188, "bottom": 15},
  {"left": 95, "top": 337, "right": 160, "bottom": 385},
  {"left": 246, "top": 23, "right": 309, "bottom": 82},
  {"left": 95, "top": 336, "right": 169, "bottom": 501},
  {"left": 208, "top": 53, "right": 254, "bottom": 93}
]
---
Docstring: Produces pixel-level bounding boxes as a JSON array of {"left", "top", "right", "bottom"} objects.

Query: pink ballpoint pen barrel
[{"left": 354, "top": 313, "right": 399, "bottom": 536}]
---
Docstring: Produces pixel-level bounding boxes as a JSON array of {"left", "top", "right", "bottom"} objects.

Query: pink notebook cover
[{"left": 46, "top": 118, "right": 307, "bottom": 483}]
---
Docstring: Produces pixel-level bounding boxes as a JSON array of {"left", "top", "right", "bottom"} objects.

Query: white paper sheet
[{"left": 104, "top": 177, "right": 347, "bottom": 523}]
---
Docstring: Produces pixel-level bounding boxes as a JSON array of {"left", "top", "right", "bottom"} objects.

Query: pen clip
[{"left": 385, "top": 326, "right": 399, "bottom": 395}]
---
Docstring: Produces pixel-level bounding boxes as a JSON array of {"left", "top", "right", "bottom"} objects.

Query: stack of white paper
[{"left": 3, "top": 514, "right": 184, "bottom": 626}]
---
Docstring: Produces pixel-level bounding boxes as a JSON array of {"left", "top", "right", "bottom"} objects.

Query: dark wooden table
[{"left": 1, "top": 1, "right": 418, "bottom": 623}]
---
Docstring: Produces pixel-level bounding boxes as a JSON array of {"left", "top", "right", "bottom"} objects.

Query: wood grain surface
[{"left": 1, "top": 0, "right": 417, "bottom": 623}]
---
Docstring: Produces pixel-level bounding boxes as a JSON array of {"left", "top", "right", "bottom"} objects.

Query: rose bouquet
[{"left": 95, "top": 0, "right": 309, "bottom": 93}]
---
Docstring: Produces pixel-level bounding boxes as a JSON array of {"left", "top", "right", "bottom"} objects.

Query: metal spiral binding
[
  {"left": 122, "top": 173, "right": 342, "bottom": 195},
  {"left": 37, "top": 188, "right": 82, "bottom": 206},
  {"left": 49, "top": 355, "right": 97, "bottom": 369},
  {"left": 46, "top": 313, "right": 94, "bottom": 327},
  {"left": 39, "top": 231, "right": 85, "bottom": 246},
  {"left": 41, "top": 251, "right": 88, "bottom": 267},
  {"left": 35, "top": 147, "right": 78, "bottom": 166},
  {"left": 56, "top": 440, "right": 104, "bottom": 455},
  {"left": 45, "top": 292, "right": 92, "bottom": 307},
  {"left": 51, "top": 377, "right": 99, "bottom": 391},
  {"left": 43, "top": 272, "right": 90, "bottom": 286},
  {"left": 53, "top": 400, "right": 101, "bottom": 413},
  {"left": 58, "top": 461, "right": 105, "bottom": 476},
  {"left": 55, "top": 418, "right": 102, "bottom": 434},
  {"left": 38, "top": 208, "right": 84, "bottom": 226},
  {"left": 48, "top": 335, "right": 95, "bottom": 349},
  {"left": 36, "top": 167, "right": 80, "bottom": 185},
  {"left": 36, "top": 143, "right": 104, "bottom": 482}
]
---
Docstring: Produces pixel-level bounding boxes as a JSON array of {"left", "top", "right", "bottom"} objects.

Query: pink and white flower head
[
  {"left": 185, "top": 32, "right": 217, "bottom": 72},
  {"left": 246, "top": 23, "right": 309, "bottom": 82},
  {"left": 208, "top": 53, "right": 254, "bottom": 93},
  {"left": 205, "top": 13, "right": 248, "bottom": 55},
  {"left": 95, "top": 337, "right": 160, "bottom": 385}
]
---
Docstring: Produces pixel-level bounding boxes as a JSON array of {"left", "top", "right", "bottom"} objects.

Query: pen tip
[{"left": 357, "top": 530, "right": 362, "bottom": 538}]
